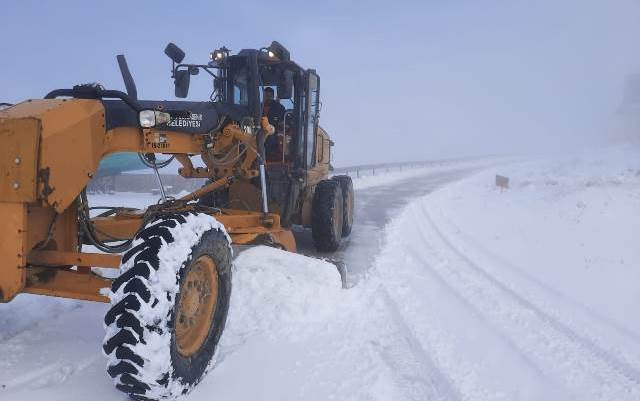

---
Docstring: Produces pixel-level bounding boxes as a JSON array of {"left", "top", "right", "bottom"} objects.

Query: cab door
[
  {"left": 297, "top": 69, "right": 323, "bottom": 226},
  {"left": 303, "top": 70, "right": 320, "bottom": 170}
]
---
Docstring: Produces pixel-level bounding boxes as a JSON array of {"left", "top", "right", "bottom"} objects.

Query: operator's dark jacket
[
  {"left": 264, "top": 99, "right": 285, "bottom": 127},
  {"left": 264, "top": 100, "right": 286, "bottom": 154}
]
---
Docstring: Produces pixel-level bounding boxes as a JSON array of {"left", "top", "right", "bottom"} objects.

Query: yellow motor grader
[{"left": 0, "top": 41, "right": 354, "bottom": 400}]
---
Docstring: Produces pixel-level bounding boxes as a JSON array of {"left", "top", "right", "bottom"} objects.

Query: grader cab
[{"left": 0, "top": 41, "right": 354, "bottom": 400}]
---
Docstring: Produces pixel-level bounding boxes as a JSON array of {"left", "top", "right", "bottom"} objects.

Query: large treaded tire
[
  {"left": 311, "top": 180, "right": 344, "bottom": 252},
  {"left": 103, "top": 212, "right": 232, "bottom": 401},
  {"left": 331, "top": 175, "right": 354, "bottom": 237}
]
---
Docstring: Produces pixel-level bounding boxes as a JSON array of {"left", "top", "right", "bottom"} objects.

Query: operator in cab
[
  {"left": 262, "top": 87, "right": 285, "bottom": 126},
  {"left": 262, "top": 87, "right": 285, "bottom": 158}
]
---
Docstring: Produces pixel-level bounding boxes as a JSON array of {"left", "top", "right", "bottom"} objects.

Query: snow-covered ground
[
  {"left": 1, "top": 150, "right": 638, "bottom": 400},
  {"left": 372, "top": 145, "right": 640, "bottom": 400}
]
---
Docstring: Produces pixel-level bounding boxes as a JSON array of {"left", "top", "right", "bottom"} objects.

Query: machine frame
[{"left": 0, "top": 42, "right": 335, "bottom": 304}]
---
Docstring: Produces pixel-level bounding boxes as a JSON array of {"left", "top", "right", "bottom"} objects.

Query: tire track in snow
[
  {"left": 419, "top": 205, "right": 640, "bottom": 399},
  {"left": 373, "top": 286, "right": 463, "bottom": 401},
  {"left": 0, "top": 301, "right": 83, "bottom": 343},
  {"left": 396, "top": 232, "right": 573, "bottom": 399},
  {"left": 384, "top": 225, "right": 579, "bottom": 401},
  {"left": 2, "top": 356, "right": 101, "bottom": 391},
  {"left": 442, "top": 216, "right": 640, "bottom": 345}
]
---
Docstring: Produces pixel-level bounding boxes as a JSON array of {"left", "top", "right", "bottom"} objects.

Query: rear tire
[
  {"left": 103, "top": 212, "right": 232, "bottom": 400},
  {"left": 332, "top": 175, "right": 354, "bottom": 237},
  {"left": 311, "top": 180, "right": 344, "bottom": 252}
]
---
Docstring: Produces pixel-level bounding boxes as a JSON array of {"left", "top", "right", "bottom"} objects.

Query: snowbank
[
  {"left": 426, "top": 146, "right": 640, "bottom": 330},
  {"left": 372, "top": 145, "right": 640, "bottom": 400}
]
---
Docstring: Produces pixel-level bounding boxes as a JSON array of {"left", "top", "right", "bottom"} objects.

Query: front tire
[
  {"left": 103, "top": 212, "right": 232, "bottom": 400},
  {"left": 311, "top": 180, "right": 344, "bottom": 252}
]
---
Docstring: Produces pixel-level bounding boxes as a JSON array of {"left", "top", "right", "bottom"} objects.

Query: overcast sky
[{"left": 2, "top": 0, "right": 639, "bottom": 166}]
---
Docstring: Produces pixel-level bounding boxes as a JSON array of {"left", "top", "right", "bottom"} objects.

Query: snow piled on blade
[
  {"left": 196, "top": 245, "right": 459, "bottom": 401},
  {"left": 194, "top": 247, "right": 376, "bottom": 401},
  {"left": 196, "top": 247, "right": 464, "bottom": 400},
  {"left": 224, "top": 247, "right": 343, "bottom": 341}
]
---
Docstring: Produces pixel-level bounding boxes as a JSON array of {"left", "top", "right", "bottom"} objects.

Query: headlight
[
  {"left": 210, "top": 50, "right": 224, "bottom": 61},
  {"left": 139, "top": 110, "right": 171, "bottom": 128},
  {"left": 210, "top": 46, "right": 229, "bottom": 62}
]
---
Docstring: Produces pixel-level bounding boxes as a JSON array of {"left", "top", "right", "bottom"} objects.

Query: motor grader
[{"left": 0, "top": 41, "right": 354, "bottom": 400}]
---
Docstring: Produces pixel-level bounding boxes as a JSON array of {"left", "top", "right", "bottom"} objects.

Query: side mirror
[
  {"left": 278, "top": 70, "right": 294, "bottom": 100},
  {"left": 175, "top": 69, "right": 190, "bottom": 98},
  {"left": 164, "top": 43, "right": 186, "bottom": 64}
]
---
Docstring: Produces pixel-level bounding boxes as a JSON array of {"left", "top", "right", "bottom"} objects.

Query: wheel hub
[{"left": 175, "top": 255, "right": 219, "bottom": 358}]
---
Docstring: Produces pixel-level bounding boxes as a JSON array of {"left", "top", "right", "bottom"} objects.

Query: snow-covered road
[
  {"left": 296, "top": 162, "right": 485, "bottom": 284},
  {"left": 1, "top": 152, "right": 638, "bottom": 401}
]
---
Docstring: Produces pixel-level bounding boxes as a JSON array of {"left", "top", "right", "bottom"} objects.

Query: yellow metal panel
[
  {"left": 0, "top": 118, "right": 40, "bottom": 202},
  {"left": 24, "top": 267, "right": 111, "bottom": 303},
  {"left": 0, "top": 99, "right": 108, "bottom": 213},
  {"left": 102, "top": 127, "right": 204, "bottom": 156},
  {"left": 316, "top": 126, "right": 331, "bottom": 165},
  {"left": 25, "top": 203, "right": 80, "bottom": 252},
  {"left": 0, "top": 203, "right": 27, "bottom": 302},
  {"left": 0, "top": 99, "right": 66, "bottom": 119},
  {"left": 91, "top": 208, "right": 288, "bottom": 240},
  {"left": 91, "top": 215, "right": 143, "bottom": 242},
  {"left": 38, "top": 99, "right": 106, "bottom": 213},
  {"left": 28, "top": 250, "right": 122, "bottom": 268}
]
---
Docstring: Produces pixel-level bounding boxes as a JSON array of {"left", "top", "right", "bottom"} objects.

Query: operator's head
[{"left": 263, "top": 87, "right": 275, "bottom": 102}]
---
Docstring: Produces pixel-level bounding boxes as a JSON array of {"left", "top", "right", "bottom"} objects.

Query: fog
[{"left": 2, "top": 0, "right": 639, "bottom": 166}]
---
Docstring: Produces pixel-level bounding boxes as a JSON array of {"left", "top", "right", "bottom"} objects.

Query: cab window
[{"left": 230, "top": 68, "right": 248, "bottom": 106}]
